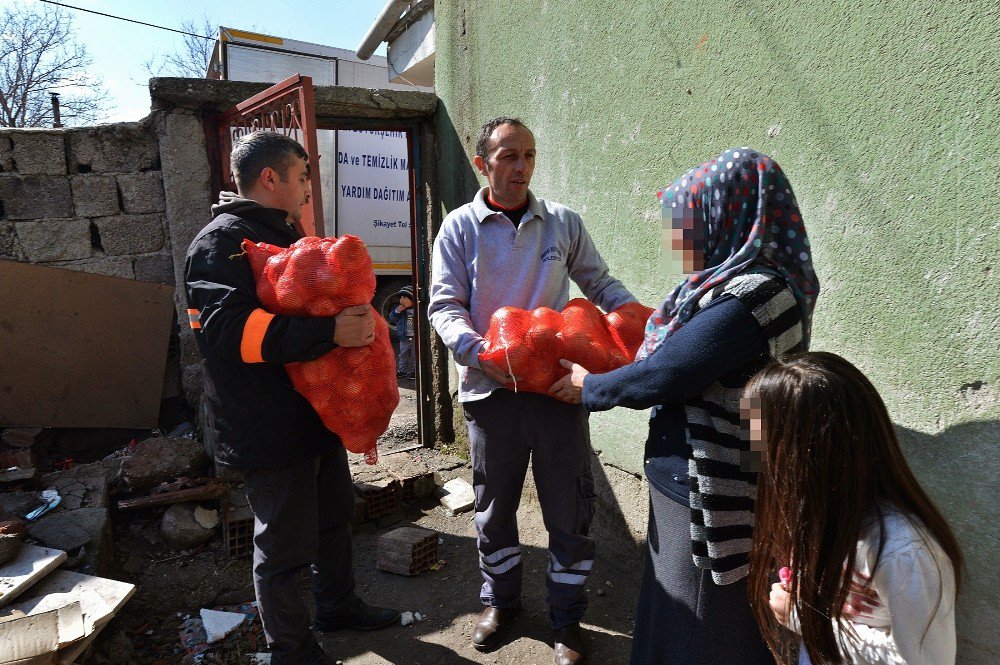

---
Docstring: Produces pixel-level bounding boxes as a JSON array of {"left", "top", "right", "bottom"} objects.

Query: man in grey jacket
[{"left": 429, "top": 117, "right": 636, "bottom": 665}]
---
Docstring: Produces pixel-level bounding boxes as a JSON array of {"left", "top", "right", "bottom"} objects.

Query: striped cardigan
[{"left": 685, "top": 271, "right": 804, "bottom": 584}]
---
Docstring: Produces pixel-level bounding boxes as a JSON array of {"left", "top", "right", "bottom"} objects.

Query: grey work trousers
[
  {"left": 241, "top": 445, "right": 357, "bottom": 664},
  {"left": 463, "top": 389, "right": 596, "bottom": 630}
]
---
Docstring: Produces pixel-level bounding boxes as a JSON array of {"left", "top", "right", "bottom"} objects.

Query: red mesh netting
[
  {"left": 243, "top": 235, "right": 399, "bottom": 464},
  {"left": 479, "top": 299, "right": 655, "bottom": 395}
]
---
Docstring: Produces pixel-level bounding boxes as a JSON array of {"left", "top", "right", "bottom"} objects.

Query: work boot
[
  {"left": 553, "top": 623, "right": 588, "bottom": 664},
  {"left": 471, "top": 605, "right": 520, "bottom": 651},
  {"left": 313, "top": 597, "right": 400, "bottom": 632}
]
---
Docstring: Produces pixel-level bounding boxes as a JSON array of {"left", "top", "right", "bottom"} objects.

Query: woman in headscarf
[{"left": 550, "top": 147, "right": 819, "bottom": 664}]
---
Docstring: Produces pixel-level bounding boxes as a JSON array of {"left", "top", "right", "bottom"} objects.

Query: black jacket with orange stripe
[{"left": 184, "top": 195, "right": 339, "bottom": 470}]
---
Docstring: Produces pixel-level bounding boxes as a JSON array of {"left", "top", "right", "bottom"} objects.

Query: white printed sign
[{"left": 335, "top": 130, "right": 412, "bottom": 248}]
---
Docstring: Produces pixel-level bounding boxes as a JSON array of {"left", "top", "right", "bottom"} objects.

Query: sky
[{"left": 5, "top": 0, "right": 390, "bottom": 123}]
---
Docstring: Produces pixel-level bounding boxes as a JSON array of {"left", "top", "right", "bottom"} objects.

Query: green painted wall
[{"left": 434, "top": 1, "right": 998, "bottom": 659}]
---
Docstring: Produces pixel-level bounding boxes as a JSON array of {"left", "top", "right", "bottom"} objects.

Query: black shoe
[
  {"left": 471, "top": 605, "right": 520, "bottom": 651},
  {"left": 313, "top": 598, "right": 400, "bottom": 632},
  {"left": 272, "top": 642, "right": 335, "bottom": 665}
]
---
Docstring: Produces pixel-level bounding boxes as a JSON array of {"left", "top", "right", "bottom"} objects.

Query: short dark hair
[
  {"left": 475, "top": 117, "right": 530, "bottom": 159},
  {"left": 231, "top": 131, "right": 309, "bottom": 191}
]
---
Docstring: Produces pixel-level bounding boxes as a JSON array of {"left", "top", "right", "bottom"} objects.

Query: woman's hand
[
  {"left": 769, "top": 582, "right": 794, "bottom": 629},
  {"left": 549, "top": 359, "right": 589, "bottom": 404}
]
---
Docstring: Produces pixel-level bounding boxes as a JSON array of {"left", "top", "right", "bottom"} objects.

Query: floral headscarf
[{"left": 637, "top": 147, "right": 818, "bottom": 359}]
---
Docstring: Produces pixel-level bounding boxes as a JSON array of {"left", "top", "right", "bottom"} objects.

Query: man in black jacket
[{"left": 185, "top": 131, "right": 399, "bottom": 665}]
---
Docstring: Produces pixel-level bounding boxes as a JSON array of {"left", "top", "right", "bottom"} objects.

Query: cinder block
[
  {"left": 133, "top": 252, "right": 175, "bottom": 284},
  {"left": 11, "top": 131, "right": 66, "bottom": 175},
  {"left": 71, "top": 175, "right": 120, "bottom": 217},
  {"left": 352, "top": 495, "right": 368, "bottom": 529},
  {"left": 222, "top": 490, "right": 255, "bottom": 558},
  {"left": 383, "top": 453, "right": 436, "bottom": 501},
  {"left": 14, "top": 219, "right": 92, "bottom": 262},
  {"left": 0, "top": 221, "right": 23, "bottom": 260},
  {"left": 55, "top": 255, "right": 135, "bottom": 279},
  {"left": 93, "top": 214, "right": 165, "bottom": 255},
  {"left": 0, "top": 175, "right": 73, "bottom": 219},
  {"left": 376, "top": 526, "right": 438, "bottom": 576},
  {"left": 67, "top": 124, "right": 158, "bottom": 173},
  {"left": 0, "top": 133, "right": 14, "bottom": 171},
  {"left": 354, "top": 479, "right": 402, "bottom": 519},
  {"left": 117, "top": 171, "right": 166, "bottom": 213}
]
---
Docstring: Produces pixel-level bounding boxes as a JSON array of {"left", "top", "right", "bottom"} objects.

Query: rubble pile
[{"left": 0, "top": 425, "right": 460, "bottom": 663}]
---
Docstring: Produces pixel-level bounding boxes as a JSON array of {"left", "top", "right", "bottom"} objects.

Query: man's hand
[
  {"left": 478, "top": 356, "right": 514, "bottom": 384},
  {"left": 549, "top": 359, "right": 589, "bottom": 404},
  {"left": 334, "top": 304, "right": 375, "bottom": 347}
]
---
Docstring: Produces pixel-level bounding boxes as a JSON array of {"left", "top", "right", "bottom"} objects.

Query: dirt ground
[{"left": 79, "top": 382, "right": 645, "bottom": 664}]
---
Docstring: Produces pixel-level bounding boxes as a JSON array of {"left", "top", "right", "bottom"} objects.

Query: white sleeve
[{"left": 840, "top": 548, "right": 956, "bottom": 665}]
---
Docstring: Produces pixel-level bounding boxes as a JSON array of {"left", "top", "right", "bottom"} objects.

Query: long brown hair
[{"left": 744, "top": 351, "right": 962, "bottom": 664}]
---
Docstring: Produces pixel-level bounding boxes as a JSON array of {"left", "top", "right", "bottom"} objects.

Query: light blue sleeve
[{"left": 428, "top": 221, "right": 484, "bottom": 369}]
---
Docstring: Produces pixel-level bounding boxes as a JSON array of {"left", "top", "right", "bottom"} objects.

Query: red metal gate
[{"left": 207, "top": 74, "right": 324, "bottom": 236}]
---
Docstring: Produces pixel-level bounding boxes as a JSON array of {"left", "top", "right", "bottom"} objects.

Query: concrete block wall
[{"left": 0, "top": 124, "right": 183, "bottom": 406}]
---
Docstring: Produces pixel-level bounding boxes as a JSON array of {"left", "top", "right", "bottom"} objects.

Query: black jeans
[
  {"left": 464, "top": 389, "right": 596, "bottom": 630},
  {"left": 242, "top": 445, "right": 357, "bottom": 663}
]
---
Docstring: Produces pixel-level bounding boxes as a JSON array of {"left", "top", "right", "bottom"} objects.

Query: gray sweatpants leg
[
  {"left": 242, "top": 445, "right": 357, "bottom": 663},
  {"left": 464, "top": 390, "right": 596, "bottom": 630}
]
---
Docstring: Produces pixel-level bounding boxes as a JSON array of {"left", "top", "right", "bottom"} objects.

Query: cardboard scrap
[{"left": 0, "top": 605, "right": 61, "bottom": 662}]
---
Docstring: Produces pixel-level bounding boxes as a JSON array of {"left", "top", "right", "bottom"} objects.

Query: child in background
[
  {"left": 388, "top": 285, "right": 416, "bottom": 380},
  {"left": 743, "top": 351, "right": 962, "bottom": 665}
]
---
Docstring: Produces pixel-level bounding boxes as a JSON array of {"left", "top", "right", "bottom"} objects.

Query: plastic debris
[{"left": 25, "top": 490, "right": 60, "bottom": 521}]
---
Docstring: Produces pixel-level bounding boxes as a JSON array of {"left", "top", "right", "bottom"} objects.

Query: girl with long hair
[
  {"left": 551, "top": 147, "right": 819, "bottom": 663},
  {"left": 744, "top": 351, "right": 962, "bottom": 664}
]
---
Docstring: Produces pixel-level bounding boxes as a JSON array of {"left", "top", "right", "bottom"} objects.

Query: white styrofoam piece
[
  {"left": 438, "top": 478, "right": 475, "bottom": 514},
  {"left": 200, "top": 608, "right": 246, "bottom": 643},
  {"left": 0, "top": 545, "right": 67, "bottom": 609}
]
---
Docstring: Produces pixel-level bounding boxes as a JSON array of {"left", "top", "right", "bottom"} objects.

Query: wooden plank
[
  {"left": 6, "top": 570, "right": 135, "bottom": 638},
  {"left": 0, "top": 545, "right": 67, "bottom": 609},
  {"left": 0, "top": 261, "right": 174, "bottom": 428}
]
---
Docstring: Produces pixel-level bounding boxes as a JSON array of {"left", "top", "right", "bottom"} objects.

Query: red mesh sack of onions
[
  {"left": 243, "top": 235, "right": 399, "bottom": 464},
  {"left": 478, "top": 299, "right": 655, "bottom": 395}
]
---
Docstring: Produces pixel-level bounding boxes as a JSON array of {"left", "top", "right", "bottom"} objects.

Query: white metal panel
[
  {"left": 225, "top": 44, "right": 335, "bottom": 85},
  {"left": 221, "top": 26, "right": 376, "bottom": 65},
  {"left": 388, "top": 9, "right": 435, "bottom": 88}
]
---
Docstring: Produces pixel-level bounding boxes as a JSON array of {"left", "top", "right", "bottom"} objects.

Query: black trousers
[
  {"left": 464, "top": 389, "right": 596, "bottom": 630},
  {"left": 630, "top": 485, "right": 773, "bottom": 665},
  {"left": 242, "top": 445, "right": 357, "bottom": 663}
]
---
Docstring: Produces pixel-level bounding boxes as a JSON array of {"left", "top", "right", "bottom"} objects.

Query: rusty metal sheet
[{"left": 0, "top": 261, "right": 174, "bottom": 428}]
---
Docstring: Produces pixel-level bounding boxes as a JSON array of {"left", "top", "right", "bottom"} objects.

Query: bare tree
[
  {"left": 143, "top": 16, "right": 216, "bottom": 79},
  {"left": 0, "top": 2, "right": 108, "bottom": 127}
]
